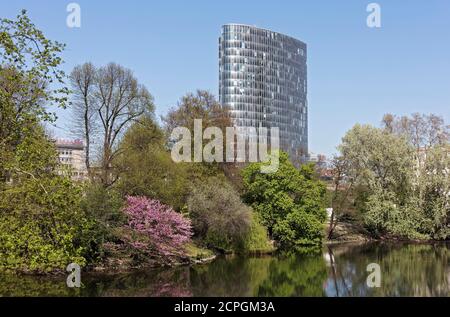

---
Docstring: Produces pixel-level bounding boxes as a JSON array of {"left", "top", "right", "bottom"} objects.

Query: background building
[
  {"left": 55, "top": 139, "right": 87, "bottom": 180},
  {"left": 219, "top": 24, "right": 308, "bottom": 162}
]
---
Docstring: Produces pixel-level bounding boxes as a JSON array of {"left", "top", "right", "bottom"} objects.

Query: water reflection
[
  {"left": 0, "top": 242, "right": 448, "bottom": 297},
  {"left": 324, "top": 242, "right": 449, "bottom": 297}
]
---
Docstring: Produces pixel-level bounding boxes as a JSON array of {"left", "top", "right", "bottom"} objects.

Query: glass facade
[{"left": 219, "top": 24, "right": 308, "bottom": 162}]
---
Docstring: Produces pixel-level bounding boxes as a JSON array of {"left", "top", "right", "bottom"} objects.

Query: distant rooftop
[
  {"left": 55, "top": 139, "right": 84, "bottom": 149},
  {"left": 221, "top": 23, "right": 306, "bottom": 46}
]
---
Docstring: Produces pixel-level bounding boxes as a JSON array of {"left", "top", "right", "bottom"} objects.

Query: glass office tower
[{"left": 219, "top": 24, "right": 308, "bottom": 162}]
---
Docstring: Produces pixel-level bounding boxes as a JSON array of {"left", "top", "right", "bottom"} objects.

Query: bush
[
  {"left": 79, "top": 183, "right": 126, "bottom": 263},
  {"left": 273, "top": 209, "right": 324, "bottom": 247},
  {"left": 123, "top": 196, "right": 193, "bottom": 261},
  {"left": 187, "top": 178, "right": 252, "bottom": 251},
  {"left": 241, "top": 215, "right": 273, "bottom": 253},
  {"left": 0, "top": 176, "right": 91, "bottom": 272},
  {"left": 242, "top": 152, "right": 327, "bottom": 248}
]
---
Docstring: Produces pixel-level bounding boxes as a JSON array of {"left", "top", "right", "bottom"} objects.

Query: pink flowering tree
[{"left": 123, "top": 196, "right": 193, "bottom": 259}]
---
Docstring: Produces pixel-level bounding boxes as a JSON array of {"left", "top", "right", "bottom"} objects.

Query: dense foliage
[
  {"left": 0, "top": 11, "right": 91, "bottom": 272},
  {"left": 187, "top": 177, "right": 252, "bottom": 251},
  {"left": 115, "top": 116, "right": 188, "bottom": 210},
  {"left": 242, "top": 152, "right": 327, "bottom": 248},
  {"left": 336, "top": 121, "right": 450, "bottom": 240}
]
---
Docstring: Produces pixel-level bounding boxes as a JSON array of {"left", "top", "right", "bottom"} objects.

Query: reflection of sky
[
  {"left": 322, "top": 243, "right": 450, "bottom": 297},
  {"left": 324, "top": 270, "right": 373, "bottom": 297},
  {"left": 323, "top": 248, "right": 375, "bottom": 297}
]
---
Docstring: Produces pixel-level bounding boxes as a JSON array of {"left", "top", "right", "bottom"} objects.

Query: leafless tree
[
  {"left": 69, "top": 62, "right": 97, "bottom": 172},
  {"left": 381, "top": 113, "right": 395, "bottom": 134},
  {"left": 95, "top": 63, "right": 154, "bottom": 187},
  {"left": 382, "top": 112, "right": 449, "bottom": 152},
  {"left": 69, "top": 62, "right": 154, "bottom": 186}
]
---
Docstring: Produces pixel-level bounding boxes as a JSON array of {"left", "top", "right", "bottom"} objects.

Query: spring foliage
[
  {"left": 123, "top": 196, "right": 193, "bottom": 259},
  {"left": 243, "top": 152, "right": 327, "bottom": 248},
  {"left": 337, "top": 122, "right": 450, "bottom": 240}
]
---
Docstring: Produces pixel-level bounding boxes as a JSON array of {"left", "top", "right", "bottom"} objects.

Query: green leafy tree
[
  {"left": 337, "top": 124, "right": 421, "bottom": 238},
  {"left": 242, "top": 151, "right": 327, "bottom": 248},
  {"left": 115, "top": 116, "right": 188, "bottom": 210},
  {"left": 0, "top": 11, "right": 91, "bottom": 272},
  {"left": 337, "top": 120, "right": 449, "bottom": 240},
  {"left": 0, "top": 10, "right": 68, "bottom": 181},
  {"left": 415, "top": 144, "right": 450, "bottom": 239}
]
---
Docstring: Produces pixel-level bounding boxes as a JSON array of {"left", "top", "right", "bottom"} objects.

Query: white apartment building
[{"left": 55, "top": 139, "right": 88, "bottom": 180}]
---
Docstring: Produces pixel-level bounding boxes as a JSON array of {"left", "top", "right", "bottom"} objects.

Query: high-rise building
[{"left": 219, "top": 24, "right": 308, "bottom": 162}]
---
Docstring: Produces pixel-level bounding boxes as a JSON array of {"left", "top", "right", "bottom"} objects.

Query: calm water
[{"left": 1, "top": 242, "right": 448, "bottom": 297}]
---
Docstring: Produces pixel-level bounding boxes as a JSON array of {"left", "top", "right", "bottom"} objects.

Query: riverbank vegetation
[{"left": 328, "top": 114, "right": 450, "bottom": 241}]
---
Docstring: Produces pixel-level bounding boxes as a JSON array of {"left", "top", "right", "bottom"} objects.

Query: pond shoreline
[
  {"left": 1, "top": 241, "right": 448, "bottom": 297},
  {"left": 3, "top": 235, "right": 448, "bottom": 276}
]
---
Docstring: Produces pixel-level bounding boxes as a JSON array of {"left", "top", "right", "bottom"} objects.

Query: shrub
[
  {"left": 123, "top": 196, "right": 193, "bottom": 260},
  {"left": 187, "top": 178, "right": 252, "bottom": 251},
  {"left": 0, "top": 176, "right": 91, "bottom": 272},
  {"left": 241, "top": 215, "right": 273, "bottom": 253},
  {"left": 273, "top": 209, "right": 324, "bottom": 247},
  {"left": 79, "top": 183, "right": 126, "bottom": 263}
]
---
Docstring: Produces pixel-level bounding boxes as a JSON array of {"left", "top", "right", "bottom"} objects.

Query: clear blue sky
[{"left": 2, "top": 0, "right": 449, "bottom": 156}]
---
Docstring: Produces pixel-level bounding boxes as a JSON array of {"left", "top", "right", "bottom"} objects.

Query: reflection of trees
[
  {"left": 325, "top": 242, "right": 450, "bottom": 297},
  {"left": 189, "top": 255, "right": 272, "bottom": 296},
  {"left": 82, "top": 268, "right": 192, "bottom": 297},
  {"left": 256, "top": 252, "right": 328, "bottom": 297},
  {"left": 1, "top": 243, "right": 447, "bottom": 297},
  {"left": 0, "top": 274, "right": 79, "bottom": 297},
  {"left": 188, "top": 253, "right": 328, "bottom": 297}
]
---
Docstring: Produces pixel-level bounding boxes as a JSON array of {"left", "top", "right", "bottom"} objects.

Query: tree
[
  {"left": 337, "top": 119, "right": 450, "bottom": 240},
  {"left": 163, "top": 90, "right": 232, "bottom": 169},
  {"left": 415, "top": 144, "right": 450, "bottom": 239},
  {"left": 382, "top": 113, "right": 450, "bottom": 155},
  {"left": 115, "top": 116, "right": 188, "bottom": 210},
  {"left": 69, "top": 62, "right": 154, "bottom": 187},
  {"left": 242, "top": 151, "right": 327, "bottom": 248},
  {"left": 123, "top": 196, "right": 193, "bottom": 262},
  {"left": 337, "top": 124, "right": 419, "bottom": 237},
  {"left": 339, "top": 124, "right": 414, "bottom": 203},
  {"left": 69, "top": 62, "right": 97, "bottom": 172},
  {"left": 0, "top": 10, "right": 68, "bottom": 181},
  {"left": 0, "top": 11, "right": 96, "bottom": 273},
  {"left": 327, "top": 155, "right": 358, "bottom": 239},
  {"left": 0, "top": 172, "right": 91, "bottom": 272},
  {"left": 163, "top": 90, "right": 231, "bottom": 136}
]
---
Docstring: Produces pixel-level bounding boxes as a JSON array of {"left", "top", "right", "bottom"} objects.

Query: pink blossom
[{"left": 123, "top": 196, "right": 193, "bottom": 258}]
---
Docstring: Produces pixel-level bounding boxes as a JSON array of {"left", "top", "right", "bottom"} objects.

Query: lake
[{"left": 0, "top": 242, "right": 448, "bottom": 297}]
